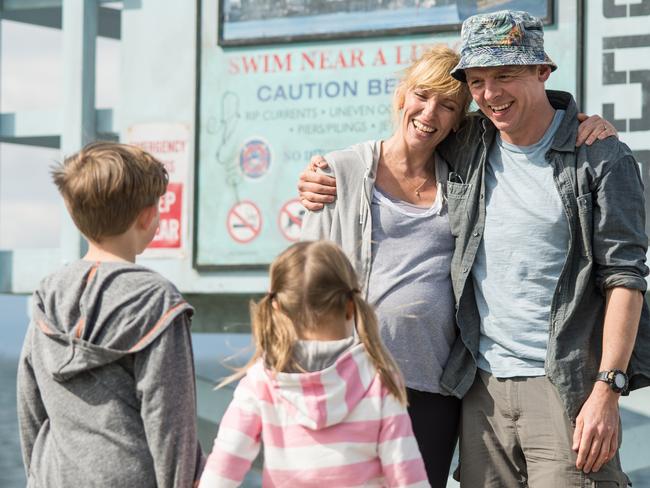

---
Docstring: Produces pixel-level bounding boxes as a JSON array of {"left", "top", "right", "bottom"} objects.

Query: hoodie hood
[
  {"left": 31, "top": 260, "right": 192, "bottom": 382},
  {"left": 258, "top": 342, "right": 380, "bottom": 430}
]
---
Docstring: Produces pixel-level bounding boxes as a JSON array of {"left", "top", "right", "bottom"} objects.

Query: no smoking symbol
[
  {"left": 227, "top": 200, "right": 262, "bottom": 244},
  {"left": 278, "top": 199, "right": 305, "bottom": 242}
]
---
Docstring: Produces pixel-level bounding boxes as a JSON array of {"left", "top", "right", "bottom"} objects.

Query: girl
[{"left": 198, "top": 241, "right": 429, "bottom": 488}]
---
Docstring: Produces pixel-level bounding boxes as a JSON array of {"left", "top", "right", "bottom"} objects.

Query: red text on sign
[{"left": 149, "top": 183, "right": 182, "bottom": 249}]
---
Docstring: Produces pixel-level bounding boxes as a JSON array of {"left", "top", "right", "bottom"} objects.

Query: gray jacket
[
  {"left": 437, "top": 90, "right": 650, "bottom": 420},
  {"left": 17, "top": 260, "right": 204, "bottom": 487},
  {"left": 301, "top": 140, "right": 380, "bottom": 296}
]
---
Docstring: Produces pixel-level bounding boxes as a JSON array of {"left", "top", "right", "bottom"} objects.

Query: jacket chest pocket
[
  {"left": 576, "top": 193, "right": 594, "bottom": 259},
  {"left": 446, "top": 181, "right": 472, "bottom": 237}
]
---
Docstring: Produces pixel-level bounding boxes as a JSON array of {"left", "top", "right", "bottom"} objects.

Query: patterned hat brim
[{"left": 451, "top": 47, "right": 557, "bottom": 82}]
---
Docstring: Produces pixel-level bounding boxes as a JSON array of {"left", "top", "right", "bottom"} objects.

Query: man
[
  {"left": 438, "top": 11, "right": 649, "bottom": 487},
  {"left": 299, "top": 11, "right": 650, "bottom": 487}
]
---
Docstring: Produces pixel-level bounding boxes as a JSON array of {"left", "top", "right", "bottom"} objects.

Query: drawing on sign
[
  {"left": 227, "top": 200, "right": 262, "bottom": 243},
  {"left": 278, "top": 199, "right": 306, "bottom": 242},
  {"left": 240, "top": 139, "right": 271, "bottom": 179}
]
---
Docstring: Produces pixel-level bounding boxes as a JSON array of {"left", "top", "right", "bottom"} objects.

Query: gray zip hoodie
[
  {"left": 301, "top": 140, "right": 379, "bottom": 295},
  {"left": 17, "top": 260, "right": 203, "bottom": 487}
]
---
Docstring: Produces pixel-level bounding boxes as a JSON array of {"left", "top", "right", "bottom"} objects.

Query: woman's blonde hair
[
  {"left": 393, "top": 44, "right": 472, "bottom": 121},
  {"left": 221, "top": 240, "right": 407, "bottom": 405}
]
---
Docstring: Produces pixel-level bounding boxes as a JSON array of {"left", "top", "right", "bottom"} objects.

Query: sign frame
[
  {"left": 217, "top": 0, "right": 554, "bottom": 48},
  {"left": 194, "top": 0, "right": 561, "bottom": 271}
]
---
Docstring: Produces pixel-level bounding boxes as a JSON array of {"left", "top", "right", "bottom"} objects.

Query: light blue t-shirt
[{"left": 472, "top": 110, "right": 569, "bottom": 377}]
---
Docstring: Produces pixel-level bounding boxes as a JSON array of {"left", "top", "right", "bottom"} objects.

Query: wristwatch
[{"left": 596, "top": 369, "right": 629, "bottom": 393}]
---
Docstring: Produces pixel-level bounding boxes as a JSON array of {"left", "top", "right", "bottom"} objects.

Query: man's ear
[
  {"left": 538, "top": 65, "right": 552, "bottom": 82},
  {"left": 137, "top": 204, "right": 158, "bottom": 230}
]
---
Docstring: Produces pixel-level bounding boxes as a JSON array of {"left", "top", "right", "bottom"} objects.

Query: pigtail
[
  {"left": 256, "top": 293, "right": 300, "bottom": 374},
  {"left": 216, "top": 291, "right": 301, "bottom": 388},
  {"left": 352, "top": 293, "right": 407, "bottom": 406}
]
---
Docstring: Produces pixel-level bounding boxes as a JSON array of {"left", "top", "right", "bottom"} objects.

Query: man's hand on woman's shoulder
[{"left": 298, "top": 155, "right": 337, "bottom": 211}]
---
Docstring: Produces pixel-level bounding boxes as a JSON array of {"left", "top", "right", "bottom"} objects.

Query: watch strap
[
  {"left": 596, "top": 370, "right": 612, "bottom": 383},
  {"left": 596, "top": 369, "right": 628, "bottom": 393}
]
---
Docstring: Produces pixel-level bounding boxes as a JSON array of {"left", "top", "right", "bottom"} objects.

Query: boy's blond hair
[{"left": 52, "top": 141, "right": 168, "bottom": 242}]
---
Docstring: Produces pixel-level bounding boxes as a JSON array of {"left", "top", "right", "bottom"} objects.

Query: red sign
[
  {"left": 278, "top": 198, "right": 305, "bottom": 242},
  {"left": 150, "top": 182, "right": 183, "bottom": 248}
]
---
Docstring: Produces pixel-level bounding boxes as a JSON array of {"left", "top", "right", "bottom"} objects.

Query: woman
[
  {"left": 300, "top": 45, "right": 470, "bottom": 486},
  {"left": 299, "top": 45, "right": 615, "bottom": 487}
]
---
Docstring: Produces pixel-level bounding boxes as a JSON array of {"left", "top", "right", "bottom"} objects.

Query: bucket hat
[{"left": 451, "top": 10, "right": 557, "bottom": 82}]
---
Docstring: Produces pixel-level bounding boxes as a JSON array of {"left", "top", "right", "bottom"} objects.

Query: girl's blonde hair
[
  {"left": 221, "top": 240, "right": 407, "bottom": 405},
  {"left": 393, "top": 44, "right": 472, "bottom": 122}
]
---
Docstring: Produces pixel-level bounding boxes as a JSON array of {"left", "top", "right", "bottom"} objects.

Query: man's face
[{"left": 465, "top": 65, "right": 551, "bottom": 144}]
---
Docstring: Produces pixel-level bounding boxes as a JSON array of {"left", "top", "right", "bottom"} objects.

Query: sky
[{"left": 0, "top": 16, "right": 120, "bottom": 356}]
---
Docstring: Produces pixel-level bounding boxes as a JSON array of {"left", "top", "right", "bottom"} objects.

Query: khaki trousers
[{"left": 458, "top": 371, "right": 630, "bottom": 487}]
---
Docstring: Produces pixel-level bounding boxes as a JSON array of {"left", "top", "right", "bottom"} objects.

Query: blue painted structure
[{"left": 0, "top": 1, "right": 648, "bottom": 486}]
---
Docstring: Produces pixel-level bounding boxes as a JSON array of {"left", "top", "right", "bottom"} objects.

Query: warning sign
[
  {"left": 227, "top": 201, "right": 262, "bottom": 244},
  {"left": 127, "top": 122, "right": 190, "bottom": 258},
  {"left": 240, "top": 139, "right": 271, "bottom": 179},
  {"left": 150, "top": 182, "right": 182, "bottom": 248},
  {"left": 278, "top": 198, "right": 305, "bottom": 242}
]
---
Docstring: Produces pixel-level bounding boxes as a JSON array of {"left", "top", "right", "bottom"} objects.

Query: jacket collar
[
  {"left": 473, "top": 90, "right": 578, "bottom": 152},
  {"left": 546, "top": 90, "right": 579, "bottom": 153}
]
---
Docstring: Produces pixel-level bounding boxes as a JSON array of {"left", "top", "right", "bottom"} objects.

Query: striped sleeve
[
  {"left": 378, "top": 388, "right": 430, "bottom": 488},
  {"left": 198, "top": 376, "right": 262, "bottom": 488}
]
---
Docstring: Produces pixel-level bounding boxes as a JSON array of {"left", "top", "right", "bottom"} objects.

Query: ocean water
[
  {"left": 0, "top": 294, "right": 29, "bottom": 487},
  {"left": 2, "top": 294, "right": 649, "bottom": 487},
  {"left": 0, "top": 295, "right": 261, "bottom": 487},
  {"left": 0, "top": 357, "right": 26, "bottom": 487}
]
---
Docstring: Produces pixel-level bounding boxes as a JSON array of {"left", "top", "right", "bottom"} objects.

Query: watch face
[{"left": 614, "top": 373, "right": 626, "bottom": 389}]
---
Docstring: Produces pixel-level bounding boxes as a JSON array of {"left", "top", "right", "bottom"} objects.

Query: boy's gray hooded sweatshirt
[{"left": 17, "top": 260, "right": 203, "bottom": 488}]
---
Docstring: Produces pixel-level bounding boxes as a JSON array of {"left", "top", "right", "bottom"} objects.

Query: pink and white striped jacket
[{"left": 198, "top": 342, "right": 429, "bottom": 487}]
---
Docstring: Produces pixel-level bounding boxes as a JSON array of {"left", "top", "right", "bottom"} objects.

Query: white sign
[
  {"left": 126, "top": 123, "right": 191, "bottom": 258},
  {"left": 278, "top": 198, "right": 305, "bottom": 242},
  {"left": 585, "top": 0, "right": 650, "bottom": 229},
  {"left": 227, "top": 200, "right": 262, "bottom": 244}
]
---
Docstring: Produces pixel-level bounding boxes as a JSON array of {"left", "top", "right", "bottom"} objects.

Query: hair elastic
[{"left": 347, "top": 288, "right": 360, "bottom": 299}]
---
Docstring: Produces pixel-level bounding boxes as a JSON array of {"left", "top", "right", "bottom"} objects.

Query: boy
[{"left": 17, "top": 142, "right": 204, "bottom": 487}]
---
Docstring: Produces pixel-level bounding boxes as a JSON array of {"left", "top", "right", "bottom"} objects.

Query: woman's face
[{"left": 399, "top": 87, "right": 462, "bottom": 152}]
